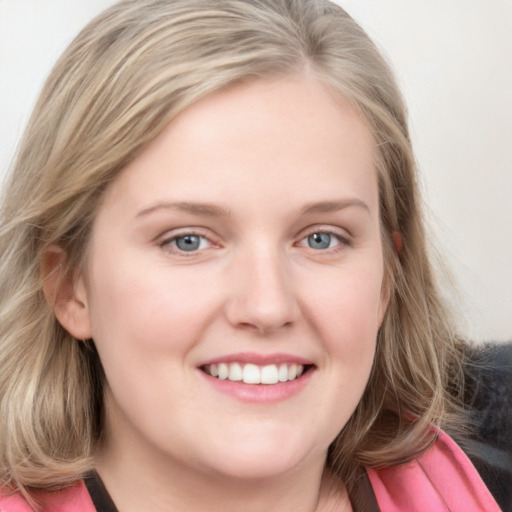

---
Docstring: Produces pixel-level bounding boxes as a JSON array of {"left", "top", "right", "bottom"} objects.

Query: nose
[{"left": 224, "top": 246, "right": 299, "bottom": 335}]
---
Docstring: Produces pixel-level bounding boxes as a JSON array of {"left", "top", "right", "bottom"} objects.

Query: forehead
[{"left": 99, "top": 75, "right": 378, "bottom": 218}]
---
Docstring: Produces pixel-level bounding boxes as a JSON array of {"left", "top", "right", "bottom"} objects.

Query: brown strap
[
  {"left": 350, "top": 472, "right": 381, "bottom": 512},
  {"left": 83, "top": 471, "right": 119, "bottom": 512}
]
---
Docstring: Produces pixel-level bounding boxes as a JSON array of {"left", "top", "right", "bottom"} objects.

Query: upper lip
[{"left": 198, "top": 352, "right": 314, "bottom": 367}]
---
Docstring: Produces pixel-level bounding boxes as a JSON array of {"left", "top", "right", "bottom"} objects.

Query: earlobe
[{"left": 41, "top": 246, "right": 92, "bottom": 340}]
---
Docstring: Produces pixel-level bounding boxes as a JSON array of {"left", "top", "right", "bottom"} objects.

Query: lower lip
[{"left": 199, "top": 368, "right": 314, "bottom": 403}]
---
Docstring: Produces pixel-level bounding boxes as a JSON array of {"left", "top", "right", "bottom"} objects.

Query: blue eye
[
  {"left": 299, "top": 231, "right": 344, "bottom": 250},
  {"left": 307, "top": 233, "right": 333, "bottom": 249},
  {"left": 175, "top": 235, "right": 201, "bottom": 251},
  {"left": 164, "top": 234, "right": 211, "bottom": 253}
]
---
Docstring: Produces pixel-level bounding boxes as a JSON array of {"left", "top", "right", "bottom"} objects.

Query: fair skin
[{"left": 53, "top": 75, "right": 388, "bottom": 512}]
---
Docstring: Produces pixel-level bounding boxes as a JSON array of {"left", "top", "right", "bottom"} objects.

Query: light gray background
[{"left": 1, "top": 0, "right": 511, "bottom": 342}]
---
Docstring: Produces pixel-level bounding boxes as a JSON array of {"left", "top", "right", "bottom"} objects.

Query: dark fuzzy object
[{"left": 459, "top": 342, "right": 512, "bottom": 511}]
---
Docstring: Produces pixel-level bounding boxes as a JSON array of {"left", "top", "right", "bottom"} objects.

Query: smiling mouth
[{"left": 201, "top": 362, "right": 312, "bottom": 385}]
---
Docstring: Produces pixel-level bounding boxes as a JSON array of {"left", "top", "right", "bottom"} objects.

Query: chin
[
  {"left": 201, "top": 429, "right": 322, "bottom": 481},
  {"left": 210, "top": 454, "right": 304, "bottom": 482}
]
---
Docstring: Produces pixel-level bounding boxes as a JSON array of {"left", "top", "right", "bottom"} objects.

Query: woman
[{"left": 0, "top": 0, "right": 502, "bottom": 510}]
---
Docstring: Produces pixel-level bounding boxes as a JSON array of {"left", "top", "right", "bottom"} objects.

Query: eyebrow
[
  {"left": 136, "top": 201, "right": 231, "bottom": 219},
  {"left": 136, "top": 198, "right": 369, "bottom": 219},
  {"left": 301, "top": 199, "right": 370, "bottom": 215}
]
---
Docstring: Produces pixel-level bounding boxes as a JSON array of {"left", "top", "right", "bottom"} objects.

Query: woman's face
[{"left": 75, "top": 76, "right": 388, "bottom": 481}]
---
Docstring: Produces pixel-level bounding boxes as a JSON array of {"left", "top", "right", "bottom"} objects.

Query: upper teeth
[{"left": 203, "top": 362, "right": 305, "bottom": 385}]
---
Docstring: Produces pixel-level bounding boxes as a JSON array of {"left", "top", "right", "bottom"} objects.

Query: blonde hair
[{"left": 0, "top": 0, "right": 464, "bottom": 500}]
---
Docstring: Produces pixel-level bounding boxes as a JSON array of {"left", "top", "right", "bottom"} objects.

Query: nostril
[{"left": 234, "top": 319, "right": 295, "bottom": 336}]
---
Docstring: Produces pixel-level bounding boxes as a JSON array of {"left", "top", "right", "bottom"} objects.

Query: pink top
[
  {"left": 0, "top": 431, "right": 503, "bottom": 511},
  {"left": 367, "top": 430, "right": 502, "bottom": 511},
  {"left": 0, "top": 480, "right": 95, "bottom": 512}
]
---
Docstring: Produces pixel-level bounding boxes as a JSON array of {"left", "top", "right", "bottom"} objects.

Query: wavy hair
[{"left": 0, "top": 0, "right": 464, "bottom": 501}]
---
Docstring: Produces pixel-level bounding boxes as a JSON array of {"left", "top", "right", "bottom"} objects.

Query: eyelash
[{"left": 158, "top": 227, "right": 351, "bottom": 256}]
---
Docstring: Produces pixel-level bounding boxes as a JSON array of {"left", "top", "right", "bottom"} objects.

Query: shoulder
[
  {"left": 366, "top": 430, "right": 503, "bottom": 512},
  {"left": 0, "top": 480, "right": 95, "bottom": 512}
]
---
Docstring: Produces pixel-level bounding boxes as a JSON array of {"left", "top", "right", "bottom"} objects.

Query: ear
[{"left": 41, "top": 246, "right": 92, "bottom": 340}]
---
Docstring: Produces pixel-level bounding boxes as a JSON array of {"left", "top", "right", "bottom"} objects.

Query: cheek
[
  {"left": 301, "top": 263, "right": 384, "bottom": 403},
  {"left": 305, "top": 266, "right": 385, "bottom": 342},
  {"left": 296, "top": 268, "right": 382, "bottom": 442},
  {"left": 85, "top": 256, "right": 224, "bottom": 354},
  {"left": 83, "top": 261, "right": 225, "bottom": 424}
]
